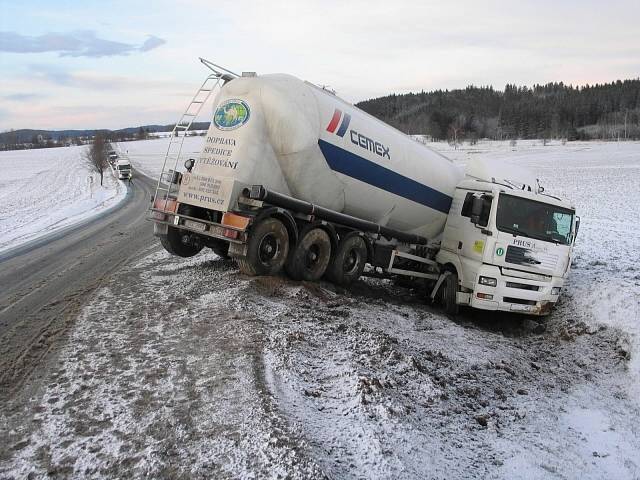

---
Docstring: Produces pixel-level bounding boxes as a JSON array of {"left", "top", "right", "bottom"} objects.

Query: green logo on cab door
[
  {"left": 496, "top": 247, "right": 505, "bottom": 256},
  {"left": 213, "top": 99, "right": 250, "bottom": 131}
]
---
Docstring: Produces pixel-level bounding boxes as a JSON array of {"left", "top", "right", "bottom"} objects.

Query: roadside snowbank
[{"left": 0, "top": 146, "right": 127, "bottom": 254}]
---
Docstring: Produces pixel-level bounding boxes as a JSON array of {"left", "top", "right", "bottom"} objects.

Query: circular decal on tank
[{"left": 213, "top": 99, "right": 250, "bottom": 131}]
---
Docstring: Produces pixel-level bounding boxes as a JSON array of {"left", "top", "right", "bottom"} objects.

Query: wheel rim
[
  {"left": 304, "top": 244, "right": 321, "bottom": 270},
  {"left": 258, "top": 233, "right": 280, "bottom": 266},
  {"left": 343, "top": 248, "right": 360, "bottom": 275}
]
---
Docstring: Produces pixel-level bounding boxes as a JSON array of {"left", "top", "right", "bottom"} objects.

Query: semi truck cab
[
  {"left": 436, "top": 178, "right": 578, "bottom": 315},
  {"left": 115, "top": 160, "right": 132, "bottom": 180}
]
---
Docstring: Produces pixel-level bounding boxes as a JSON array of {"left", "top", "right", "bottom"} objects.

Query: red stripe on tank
[{"left": 326, "top": 109, "right": 342, "bottom": 133}]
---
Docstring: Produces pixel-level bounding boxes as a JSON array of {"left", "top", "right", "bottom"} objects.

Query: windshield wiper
[{"left": 497, "top": 225, "right": 523, "bottom": 237}]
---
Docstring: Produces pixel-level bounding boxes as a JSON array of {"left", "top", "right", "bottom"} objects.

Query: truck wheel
[
  {"left": 209, "top": 239, "right": 230, "bottom": 259},
  {"left": 285, "top": 227, "right": 332, "bottom": 281},
  {"left": 159, "top": 226, "right": 203, "bottom": 258},
  {"left": 237, "top": 217, "right": 289, "bottom": 276},
  {"left": 441, "top": 271, "right": 459, "bottom": 316},
  {"left": 325, "top": 234, "right": 367, "bottom": 286}
]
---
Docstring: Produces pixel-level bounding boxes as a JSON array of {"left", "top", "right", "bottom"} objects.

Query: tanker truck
[{"left": 150, "top": 63, "right": 579, "bottom": 316}]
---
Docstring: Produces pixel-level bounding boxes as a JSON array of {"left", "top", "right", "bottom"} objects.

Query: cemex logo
[
  {"left": 326, "top": 108, "right": 351, "bottom": 137},
  {"left": 326, "top": 108, "right": 390, "bottom": 160}
]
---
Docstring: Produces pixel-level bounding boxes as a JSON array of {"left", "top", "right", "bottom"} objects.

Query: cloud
[
  {"left": 140, "top": 35, "right": 166, "bottom": 52},
  {"left": 0, "top": 30, "right": 166, "bottom": 57},
  {"left": 3, "top": 93, "right": 46, "bottom": 102},
  {"left": 26, "top": 64, "right": 73, "bottom": 86},
  {"left": 26, "top": 64, "right": 189, "bottom": 92}
]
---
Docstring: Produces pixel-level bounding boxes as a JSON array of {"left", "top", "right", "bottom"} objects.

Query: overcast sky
[{"left": 1, "top": 0, "right": 639, "bottom": 131}]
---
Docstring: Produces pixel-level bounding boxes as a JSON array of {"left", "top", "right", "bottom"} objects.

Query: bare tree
[
  {"left": 84, "top": 133, "right": 110, "bottom": 186},
  {"left": 448, "top": 118, "right": 464, "bottom": 150}
]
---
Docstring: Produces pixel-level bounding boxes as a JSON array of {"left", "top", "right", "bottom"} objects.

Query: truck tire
[
  {"left": 237, "top": 217, "right": 289, "bottom": 276},
  {"left": 209, "top": 239, "right": 230, "bottom": 259},
  {"left": 441, "top": 271, "right": 459, "bottom": 316},
  {"left": 285, "top": 227, "right": 332, "bottom": 281},
  {"left": 325, "top": 234, "right": 367, "bottom": 286},
  {"left": 159, "top": 226, "right": 203, "bottom": 258}
]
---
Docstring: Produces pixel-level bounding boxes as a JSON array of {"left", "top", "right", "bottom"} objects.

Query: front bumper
[{"left": 470, "top": 264, "right": 563, "bottom": 316}]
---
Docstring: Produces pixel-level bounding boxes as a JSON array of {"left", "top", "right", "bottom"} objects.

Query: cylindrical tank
[{"left": 193, "top": 74, "right": 463, "bottom": 239}]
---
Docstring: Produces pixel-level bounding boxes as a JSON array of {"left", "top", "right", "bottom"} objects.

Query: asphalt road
[{"left": 0, "top": 173, "right": 158, "bottom": 402}]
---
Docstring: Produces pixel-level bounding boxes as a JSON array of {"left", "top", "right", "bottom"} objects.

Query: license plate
[
  {"left": 510, "top": 304, "right": 533, "bottom": 312},
  {"left": 209, "top": 225, "right": 226, "bottom": 237},
  {"left": 184, "top": 219, "right": 206, "bottom": 232}
]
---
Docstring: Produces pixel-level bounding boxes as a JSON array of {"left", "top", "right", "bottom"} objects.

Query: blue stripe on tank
[
  {"left": 318, "top": 139, "right": 453, "bottom": 214},
  {"left": 335, "top": 113, "right": 351, "bottom": 137}
]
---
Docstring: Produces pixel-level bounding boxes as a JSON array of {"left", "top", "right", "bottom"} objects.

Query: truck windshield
[
  {"left": 117, "top": 165, "right": 130, "bottom": 170},
  {"left": 496, "top": 194, "right": 574, "bottom": 245}
]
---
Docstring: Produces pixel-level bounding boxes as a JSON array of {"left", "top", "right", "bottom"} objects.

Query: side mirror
[
  {"left": 184, "top": 158, "right": 195, "bottom": 172},
  {"left": 470, "top": 195, "right": 483, "bottom": 224},
  {"left": 574, "top": 216, "right": 580, "bottom": 242}
]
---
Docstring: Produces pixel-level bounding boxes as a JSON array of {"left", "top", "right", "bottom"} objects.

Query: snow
[
  {"left": 0, "top": 146, "right": 127, "bottom": 254},
  {"left": 426, "top": 139, "right": 640, "bottom": 478},
  {"left": 148, "top": 130, "right": 207, "bottom": 138},
  {"left": 3, "top": 140, "right": 638, "bottom": 479},
  {"left": 3, "top": 249, "right": 324, "bottom": 479}
]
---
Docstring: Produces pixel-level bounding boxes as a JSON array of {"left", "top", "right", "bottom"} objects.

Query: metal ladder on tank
[{"left": 152, "top": 58, "right": 240, "bottom": 211}]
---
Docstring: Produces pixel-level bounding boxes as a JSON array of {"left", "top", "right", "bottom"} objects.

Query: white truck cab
[
  {"left": 115, "top": 159, "right": 132, "bottom": 180},
  {"left": 436, "top": 171, "right": 578, "bottom": 316}
]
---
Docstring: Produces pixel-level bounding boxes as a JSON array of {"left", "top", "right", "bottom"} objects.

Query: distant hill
[
  {"left": 0, "top": 122, "right": 211, "bottom": 145},
  {"left": 5, "top": 77, "right": 640, "bottom": 146},
  {"left": 356, "top": 79, "right": 640, "bottom": 141}
]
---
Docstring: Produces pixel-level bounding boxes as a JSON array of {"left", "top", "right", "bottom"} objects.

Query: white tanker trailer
[{"left": 151, "top": 62, "right": 579, "bottom": 316}]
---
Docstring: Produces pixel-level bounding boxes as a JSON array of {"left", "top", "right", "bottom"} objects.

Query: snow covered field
[
  {"left": 0, "top": 146, "right": 126, "bottom": 254},
  {"left": 2, "top": 140, "right": 638, "bottom": 479},
  {"left": 113, "top": 137, "right": 204, "bottom": 180}
]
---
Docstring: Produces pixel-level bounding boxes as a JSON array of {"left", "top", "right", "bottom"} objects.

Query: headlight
[
  {"left": 479, "top": 276, "right": 497, "bottom": 287},
  {"left": 551, "top": 287, "right": 561, "bottom": 295}
]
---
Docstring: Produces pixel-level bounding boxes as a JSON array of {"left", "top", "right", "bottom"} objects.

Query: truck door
[{"left": 458, "top": 192, "right": 492, "bottom": 287}]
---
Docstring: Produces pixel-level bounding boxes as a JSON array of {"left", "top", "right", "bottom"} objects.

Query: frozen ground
[
  {"left": 0, "top": 146, "right": 126, "bottom": 254},
  {"left": 1, "top": 140, "right": 638, "bottom": 479},
  {"left": 428, "top": 140, "right": 640, "bottom": 477}
]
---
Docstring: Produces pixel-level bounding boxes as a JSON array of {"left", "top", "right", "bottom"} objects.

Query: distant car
[{"left": 108, "top": 150, "right": 118, "bottom": 163}]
